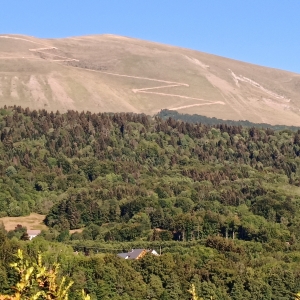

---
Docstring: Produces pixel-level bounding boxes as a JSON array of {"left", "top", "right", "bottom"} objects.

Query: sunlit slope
[{"left": 0, "top": 34, "right": 299, "bottom": 125}]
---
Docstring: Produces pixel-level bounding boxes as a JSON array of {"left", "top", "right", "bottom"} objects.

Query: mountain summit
[{"left": 0, "top": 34, "right": 299, "bottom": 125}]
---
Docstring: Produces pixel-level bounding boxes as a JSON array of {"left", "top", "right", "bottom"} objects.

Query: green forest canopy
[
  {"left": 157, "top": 109, "right": 300, "bottom": 131},
  {"left": 0, "top": 106, "right": 300, "bottom": 299}
]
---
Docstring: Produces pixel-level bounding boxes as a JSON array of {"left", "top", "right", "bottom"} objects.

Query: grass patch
[{"left": 0, "top": 213, "right": 47, "bottom": 231}]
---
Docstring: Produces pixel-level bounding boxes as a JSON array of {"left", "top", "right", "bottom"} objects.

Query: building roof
[
  {"left": 117, "top": 253, "right": 130, "bottom": 259},
  {"left": 150, "top": 249, "right": 159, "bottom": 256},
  {"left": 117, "top": 249, "right": 146, "bottom": 260}
]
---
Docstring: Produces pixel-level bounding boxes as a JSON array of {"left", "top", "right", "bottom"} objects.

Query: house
[
  {"left": 27, "top": 230, "right": 41, "bottom": 240},
  {"left": 117, "top": 248, "right": 159, "bottom": 260},
  {"left": 117, "top": 249, "right": 147, "bottom": 260},
  {"left": 149, "top": 249, "right": 159, "bottom": 256}
]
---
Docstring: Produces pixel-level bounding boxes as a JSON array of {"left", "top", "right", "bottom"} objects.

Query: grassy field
[{"left": 0, "top": 213, "right": 47, "bottom": 231}]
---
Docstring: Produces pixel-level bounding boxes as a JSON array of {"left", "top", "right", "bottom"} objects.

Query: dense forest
[
  {"left": 158, "top": 109, "right": 300, "bottom": 131},
  {"left": 1, "top": 106, "right": 300, "bottom": 299}
]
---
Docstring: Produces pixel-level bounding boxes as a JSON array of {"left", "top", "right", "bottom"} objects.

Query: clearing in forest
[{"left": 0, "top": 213, "right": 47, "bottom": 231}]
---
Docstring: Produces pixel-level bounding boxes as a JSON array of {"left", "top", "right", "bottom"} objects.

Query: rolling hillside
[{"left": 0, "top": 34, "right": 299, "bottom": 125}]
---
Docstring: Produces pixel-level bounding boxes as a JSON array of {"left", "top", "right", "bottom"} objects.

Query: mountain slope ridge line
[
  {"left": 0, "top": 35, "right": 50, "bottom": 47},
  {"left": 0, "top": 35, "right": 225, "bottom": 109},
  {"left": 0, "top": 35, "right": 78, "bottom": 62}
]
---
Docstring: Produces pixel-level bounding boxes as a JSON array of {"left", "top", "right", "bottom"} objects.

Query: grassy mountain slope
[{"left": 0, "top": 34, "right": 300, "bottom": 125}]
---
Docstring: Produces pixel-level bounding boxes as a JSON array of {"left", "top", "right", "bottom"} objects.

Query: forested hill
[
  {"left": 158, "top": 109, "right": 300, "bottom": 131},
  {"left": 1, "top": 106, "right": 300, "bottom": 298},
  {"left": 1, "top": 105, "right": 300, "bottom": 222}
]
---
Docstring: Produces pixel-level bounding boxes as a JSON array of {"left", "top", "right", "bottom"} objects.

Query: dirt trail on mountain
[
  {"left": 0, "top": 36, "right": 78, "bottom": 62},
  {"left": 73, "top": 68, "right": 223, "bottom": 106},
  {"left": 170, "top": 101, "right": 225, "bottom": 111},
  {"left": 0, "top": 35, "right": 224, "bottom": 109}
]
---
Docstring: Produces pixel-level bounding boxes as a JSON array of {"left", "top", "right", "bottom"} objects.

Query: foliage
[
  {"left": 0, "top": 249, "right": 89, "bottom": 300},
  {"left": 1, "top": 106, "right": 300, "bottom": 298},
  {"left": 189, "top": 284, "right": 203, "bottom": 300},
  {"left": 158, "top": 109, "right": 300, "bottom": 131}
]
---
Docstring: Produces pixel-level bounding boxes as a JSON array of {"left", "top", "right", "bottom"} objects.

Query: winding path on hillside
[
  {"left": 79, "top": 69, "right": 225, "bottom": 108},
  {"left": 0, "top": 35, "right": 225, "bottom": 110},
  {"left": 0, "top": 36, "right": 78, "bottom": 62}
]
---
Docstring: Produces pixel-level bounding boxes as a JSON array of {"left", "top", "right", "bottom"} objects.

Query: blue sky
[{"left": 1, "top": 1, "right": 300, "bottom": 73}]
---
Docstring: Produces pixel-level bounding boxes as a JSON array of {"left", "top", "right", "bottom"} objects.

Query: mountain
[{"left": 0, "top": 34, "right": 299, "bottom": 125}]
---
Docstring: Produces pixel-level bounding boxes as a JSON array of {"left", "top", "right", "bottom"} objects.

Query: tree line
[{"left": 0, "top": 105, "right": 300, "bottom": 298}]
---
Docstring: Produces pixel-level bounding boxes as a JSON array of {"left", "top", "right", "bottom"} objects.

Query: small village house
[
  {"left": 27, "top": 230, "right": 41, "bottom": 240},
  {"left": 117, "top": 248, "right": 159, "bottom": 260}
]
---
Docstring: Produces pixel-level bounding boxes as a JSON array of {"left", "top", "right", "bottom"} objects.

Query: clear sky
[{"left": 1, "top": 1, "right": 300, "bottom": 73}]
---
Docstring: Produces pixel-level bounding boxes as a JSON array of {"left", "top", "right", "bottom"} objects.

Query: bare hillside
[{"left": 0, "top": 34, "right": 299, "bottom": 125}]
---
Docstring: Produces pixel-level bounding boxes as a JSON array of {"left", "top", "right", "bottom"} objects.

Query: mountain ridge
[{"left": 0, "top": 34, "right": 299, "bottom": 125}]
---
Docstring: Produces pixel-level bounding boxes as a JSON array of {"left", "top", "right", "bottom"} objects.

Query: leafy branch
[{"left": 0, "top": 249, "right": 89, "bottom": 300}]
